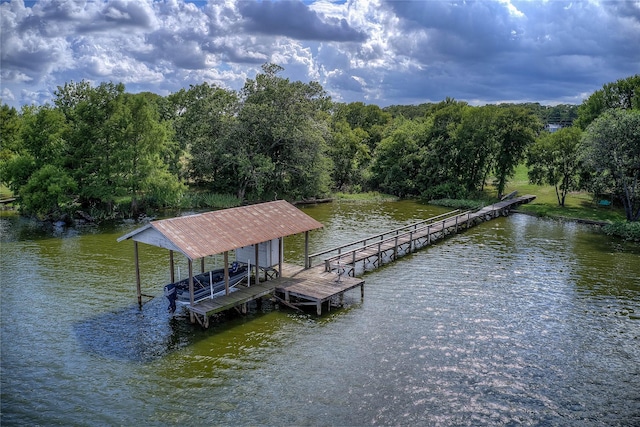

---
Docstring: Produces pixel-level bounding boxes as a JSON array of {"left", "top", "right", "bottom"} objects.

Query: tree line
[{"left": 1, "top": 65, "right": 638, "bottom": 222}]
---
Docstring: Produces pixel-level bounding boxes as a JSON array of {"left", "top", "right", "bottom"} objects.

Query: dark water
[{"left": 1, "top": 200, "right": 639, "bottom": 426}]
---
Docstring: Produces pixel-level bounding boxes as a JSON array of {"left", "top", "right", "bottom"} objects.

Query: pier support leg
[
  {"left": 254, "top": 245, "right": 260, "bottom": 284},
  {"left": 317, "top": 301, "right": 322, "bottom": 316},
  {"left": 169, "top": 250, "right": 175, "bottom": 283},
  {"left": 304, "top": 231, "right": 310, "bottom": 269},
  {"left": 189, "top": 260, "right": 195, "bottom": 324},
  {"left": 134, "top": 241, "right": 142, "bottom": 308}
]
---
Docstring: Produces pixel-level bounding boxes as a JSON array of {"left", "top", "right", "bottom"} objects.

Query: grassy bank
[
  {"left": 501, "top": 164, "right": 626, "bottom": 223},
  {"left": 333, "top": 191, "right": 398, "bottom": 202},
  {"left": 428, "top": 165, "right": 639, "bottom": 241}
]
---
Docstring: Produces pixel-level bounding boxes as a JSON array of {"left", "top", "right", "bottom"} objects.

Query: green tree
[
  {"left": 492, "top": 106, "right": 540, "bottom": 198},
  {"left": 168, "top": 83, "right": 238, "bottom": 186},
  {"left": 383, "top": 103, "right": 434, "bottom": 120},
  {"left": 0, "top": 104, "right": 22, "bottom": 156},
  {"left": 369, "top": 118, "right": 427, "bottom": 197},
  {"left": 19, "top": 165, "right": 77, "bottom": 220},
  {"left": 119, "top": 93, "right": 184, "bottom": 213},
  {"left": 232, "top": 63, "right": 332, "bottom": 201},
  {"left": 422, "top": 99, "right": 468, "bottom": 189},
  {"left": 20, "top": 105, "right": 68, "bottom": 168},
  {"left": 1, "top": 154, "right": 35, "bottom": 195},
  {"left": 57, "top": 81, "right": 127, "bottom": 207},
  {"left": 333, "top": 102, "right": 391, "bottom": 151},
  {"left": 575, "top": 75, "right": 640, "bottom": 129},
  {"left": 527, "top": 126, "right": 583, "bottom": 207},
  {"left": 53, "top": 81, "right": 182, "bottom": 216},
  {"left": 0, "top": 104, "right": 26, "bottom": 193},
  {"left": 452, "top": 105, "right": 499, "bottom": 193},
  {"left": 328, "top": 119, "right": 370, "bottom": 191},
  {"left": 1, "top": 105, "right": 69, "bottom": 196},
  {"left": 581, "top": 109, "right": 640, "bottom": 221}
]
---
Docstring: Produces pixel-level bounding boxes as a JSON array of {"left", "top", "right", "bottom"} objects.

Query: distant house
[{"left": 545, "top": 123, "right": 562, "bottom": 133}]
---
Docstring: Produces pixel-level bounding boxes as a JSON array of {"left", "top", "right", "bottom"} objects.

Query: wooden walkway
[
  {"left": 186, "top": 195, "right": 534, "bottom": 326},
  {"left": 310, "top": 195, "right": 536, "bottom": 276}
]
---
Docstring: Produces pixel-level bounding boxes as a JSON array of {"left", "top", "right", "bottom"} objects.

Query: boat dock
[{"left": 120, "top": 196, "right": 535, "bottom": 327}]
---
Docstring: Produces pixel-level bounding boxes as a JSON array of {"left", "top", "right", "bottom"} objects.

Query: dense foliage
[
  {"left": 1, "top": 66, "right": 637, "bottom": 224},
  {"left": 581, "top": 109, "right": 640, "bottom": 221},
  {"left": 527, "top": 127, "right": 582, "bottom": 207}
]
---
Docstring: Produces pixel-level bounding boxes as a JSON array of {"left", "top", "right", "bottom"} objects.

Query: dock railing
[{"left": 307, "top": 210, "right": 468, "bottom": 269}]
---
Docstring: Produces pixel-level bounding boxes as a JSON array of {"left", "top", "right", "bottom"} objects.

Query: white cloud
[{"left": 0, "top": 0, "right": 638, "bottom": 108}]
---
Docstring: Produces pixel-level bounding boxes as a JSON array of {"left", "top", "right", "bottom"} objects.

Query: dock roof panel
[{"left": 118, "top": 200, "right": 323, "bottom": 260}]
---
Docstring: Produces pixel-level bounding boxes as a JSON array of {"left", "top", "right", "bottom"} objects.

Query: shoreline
[{"left": 512, "top": 209, "right": 610, "bottom": 226}]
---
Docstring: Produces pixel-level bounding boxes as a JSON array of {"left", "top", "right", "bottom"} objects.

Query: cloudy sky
[{"left": 1, "top": 0, "right": 639, "bottom": 109}]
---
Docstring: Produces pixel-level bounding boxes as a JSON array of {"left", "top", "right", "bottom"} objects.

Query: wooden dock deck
[
  {"left": 274, "top": 263, "right": 364, "bottom": 315},
  {"left": 187, "top": 281, "right": 278, "bottom": 327},
  {"left": 187, "top": 263, "right": 364, "bottom": 325}
]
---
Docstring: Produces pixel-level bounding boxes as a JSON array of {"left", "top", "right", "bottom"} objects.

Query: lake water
[{"left": 1, "top": 200, "right": 639, "bottom": 426}]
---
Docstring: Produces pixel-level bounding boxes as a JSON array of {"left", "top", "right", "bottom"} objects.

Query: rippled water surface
[{"left": 1, "top": 200, "right": 639, "bottom": 426}]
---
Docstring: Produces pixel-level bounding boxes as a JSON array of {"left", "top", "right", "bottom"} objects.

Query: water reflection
[{"left": 73, "top": 298, "right": 189, "bottom": 362}]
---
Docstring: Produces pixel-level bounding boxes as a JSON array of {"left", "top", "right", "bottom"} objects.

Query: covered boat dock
[{"left": 117, "top": 200, "right": 327, "bottom": 326}]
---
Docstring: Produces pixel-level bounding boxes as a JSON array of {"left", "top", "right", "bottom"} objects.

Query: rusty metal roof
[{"left": 117, "top": 200, "right": 323, "bottom": 260}]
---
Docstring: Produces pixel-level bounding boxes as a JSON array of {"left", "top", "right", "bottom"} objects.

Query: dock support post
[
  {"left": 351, "top": 251, "right": 356, "bottom": 275},
  {"left": 224, "top": 251, "right": 230, "bottom": 295},
  {"left": 201, "top": 257, "right": 205, "bottom": 273},
  {"left": 427, "top": 225, "right": 431, "bottom": 245},
  {"left": 169, "top": 250, "right": 175, "bottom": 283},
  {"left": 304, "top": 231, "right": 310, "bottom": 269},
  {"left": 409, "top": 231, "right": 413, "bottom": 253},
  {"left": 394, "top": 236, "right": 398, "bottom": 260},
  {"left": 254, "top": 245, "right": 260, "bottom": 283},
  {"left": 188, "top": 260, "right": 194, "bottom": 323},
  {"left": 134, "top": 241, "right": 142, "bottom": 308},
  {"left": 278, "top": 237, "right": 283, "bottom": 277},
  {"left": 317, "top": 301, "right": 322, "bottom": 316}
]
